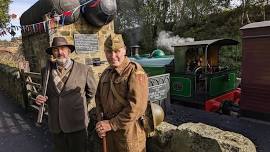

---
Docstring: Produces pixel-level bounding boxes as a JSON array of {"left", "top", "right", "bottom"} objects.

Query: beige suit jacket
[{"left": 43, "top": 61, "right": 96, "bottom": 133}]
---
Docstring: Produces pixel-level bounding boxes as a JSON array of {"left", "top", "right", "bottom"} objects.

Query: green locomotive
[{"left": 130, "top": 38, "right": 240, "bottom": 113}]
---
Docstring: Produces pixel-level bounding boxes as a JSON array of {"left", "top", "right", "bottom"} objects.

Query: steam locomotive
[
  {"left": 130, "top": 38, "right": 241, "bottom": 115},
  {"left": 130, "top": 21, "right": 270, "bottom": 122}
]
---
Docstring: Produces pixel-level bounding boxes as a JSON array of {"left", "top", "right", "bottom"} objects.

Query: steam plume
[{"left": 156, "top": 31, "right": 194, "bottom": 52}]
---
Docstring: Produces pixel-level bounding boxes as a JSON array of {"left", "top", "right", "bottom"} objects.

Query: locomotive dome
[{"left": 151, "top": 49, "right": 165, "bottom": 58}]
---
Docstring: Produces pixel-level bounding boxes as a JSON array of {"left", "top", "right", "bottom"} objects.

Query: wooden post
[
  {"left": 19, "top": 68, "right": 29, "bottom": 111},
  {"left": 100, "top": 113, "right": 107, "bottom": 152}
]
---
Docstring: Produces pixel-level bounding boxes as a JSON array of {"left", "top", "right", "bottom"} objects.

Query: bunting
[
  {"left": 0, "top": 25, "right": 21, "bottom": 37},
  {"left": 0, "top": 0, "right": 95, "bottom": 36}
]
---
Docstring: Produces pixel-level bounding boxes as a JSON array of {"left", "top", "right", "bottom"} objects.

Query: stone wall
[
  {"left": 0, "top": 64, "right": 25, "bottom": 108},
  {"left": 22, "top": 33, "right": 49, "bottom": 72},
  {"left": 22, "top": 16, "right": 114, "bottom": 80}
]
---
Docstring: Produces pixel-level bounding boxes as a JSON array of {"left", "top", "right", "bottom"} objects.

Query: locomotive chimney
[{"left": 129, "top": 45, "right": 140, "bottom": 57}]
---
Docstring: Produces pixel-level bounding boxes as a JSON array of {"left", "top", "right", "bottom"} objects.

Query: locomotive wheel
[{"left": 220, "top": 100, "right": 240, "bottom": 116}]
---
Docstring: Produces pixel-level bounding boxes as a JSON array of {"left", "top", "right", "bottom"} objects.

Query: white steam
[{"left": 156, "top": 31, "right": 194, "bottom": 53}]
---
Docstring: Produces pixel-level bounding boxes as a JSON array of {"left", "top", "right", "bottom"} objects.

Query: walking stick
[
  {"left": 36, "top": 60, "right": 51, "bottom": 126},
  {"left": 100, "top": 113, "right": 107, "bottom": 152}
]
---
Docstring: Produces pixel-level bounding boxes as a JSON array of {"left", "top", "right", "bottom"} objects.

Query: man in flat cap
[
  {"left": 95, "top": 33, "right": 149, "bottom": 152},
  {"left": 35, "top": 37, "right": 96, "bottom": 152}
]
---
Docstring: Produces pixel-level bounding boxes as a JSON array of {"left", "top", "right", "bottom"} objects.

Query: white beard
[{"left": 56, "top": 58, "right": 67, "bottom": 66}]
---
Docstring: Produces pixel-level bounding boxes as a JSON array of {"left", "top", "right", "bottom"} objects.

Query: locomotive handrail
[
  {"left": 194, "top": 66, "right": 202, "bottom": 74},
  {"left": 194, "top": 67, "right": 202, "bottom": 97}
]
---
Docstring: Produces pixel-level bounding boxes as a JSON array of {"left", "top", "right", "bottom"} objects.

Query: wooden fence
[{"left": 20, "top": 70, "right": 48, "bottom": 116}]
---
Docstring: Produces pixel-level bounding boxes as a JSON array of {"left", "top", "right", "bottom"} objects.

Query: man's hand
[
  {"left": 96, "top": 120, "right": 112, "bottom": 138},
  {"left": 35, "top": 95, "right": 48, "bottom": 105}
]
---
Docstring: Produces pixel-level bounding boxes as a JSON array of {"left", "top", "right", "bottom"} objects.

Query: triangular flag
[
  {"left": 27, "top": 25, "right": 31, "bottom": 32},
  {"left": 32, "top": 24, "right": 35, "bottom": 33},
  {"left": 63, "top": 11, "right": 72, "bottom": 17},
  {"left": 37, "top": 23, "right": 40, "bottom": 33},
  {"left": 40, "top": 23, "right": 44, "bottom": 32},
  {"left": 50, "top": 19, "right": 54, "bottom": 29},
  {"left": 61, "top": 16, "right": 65, "bottom": 26},
  {"left": 43, "top": 21, "right": 47, "bottom": 32},
  {"left": 38, "top": 23, "right": 41, "bottom": 32},
  {"left": 48, "top": 20, "right": 51, "bottom": 30},
  {"left": 22, "top": 26, "right": 26, "bottom": 33},
  {"left": 89, "top": 0, "right": 100, "bottom": 8}
]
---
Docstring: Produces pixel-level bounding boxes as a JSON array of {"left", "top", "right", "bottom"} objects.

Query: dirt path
[{"left": 0, "top": 90, "right": 52, "bottom": 152}]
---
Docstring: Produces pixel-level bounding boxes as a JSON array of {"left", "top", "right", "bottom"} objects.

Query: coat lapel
[
  {"left": 60, "top": 62, "right": 77, "bottom": 96},
  {"left": 50, "top": 71, "right": 60, "bottom": 95}
]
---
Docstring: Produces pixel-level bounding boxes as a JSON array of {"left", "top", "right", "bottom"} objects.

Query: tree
[
  {"left": 115, "top": 0, "right": 144, "bottom": 33},
  {"left": 237, "top": 0, "right": 270, "bottom": 24},
  {"left": 138, "top": 0, "right": 233, "bottom": 50},
  {"left": 0, "top": 0, "right": 12, "bottom": 27},
  {"left": 254, "top": 0, "right": 270, "bottom": 20}
]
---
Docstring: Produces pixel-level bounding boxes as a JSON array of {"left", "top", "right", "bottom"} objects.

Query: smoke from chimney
[{"left": 156, "top": 31, "right": 194, "bottom": 53}]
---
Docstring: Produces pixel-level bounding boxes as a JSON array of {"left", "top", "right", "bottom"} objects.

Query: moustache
[{"left": 56, "top": 58, "right": 68, "bottom": 65}]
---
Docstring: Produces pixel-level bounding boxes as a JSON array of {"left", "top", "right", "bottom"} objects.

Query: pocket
[
  {"left": 113, "top": 77, "right": 127, "bottom": 85},
  {"left": 113, "top": 77, "right": 128, "bottom": 95}
]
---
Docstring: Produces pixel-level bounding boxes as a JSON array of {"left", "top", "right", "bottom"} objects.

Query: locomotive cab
[{"left": 172, "top": 39, "right": 239, "bottom": 107}]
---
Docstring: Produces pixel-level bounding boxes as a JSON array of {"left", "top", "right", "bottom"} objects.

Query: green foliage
[
  {"left": 115, "top": 0, "right": 144, "bottom": 32},
  {"left": 175, "top": 8, "right": 242, "bottom": 40},
  {"left": 0, "top": 0, "right": 12, "bottom": 26},
  {"left": 117, "top": 0, "right": 270, "bottom": 76},
  {"left": 219, "top": 45, "right": 242, "bottom": 76}
]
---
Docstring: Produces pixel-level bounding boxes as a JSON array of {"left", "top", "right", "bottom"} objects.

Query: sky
[
  {"left": 1, "top": 0, "right": 38, "bottom": 41},
  {"left": 1, "top": 0, "right": 241, "bottom": 41}
]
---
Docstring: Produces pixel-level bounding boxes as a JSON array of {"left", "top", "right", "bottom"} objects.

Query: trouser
[{"left": 52, "top": 129, "right": 87, "bottom": 152}]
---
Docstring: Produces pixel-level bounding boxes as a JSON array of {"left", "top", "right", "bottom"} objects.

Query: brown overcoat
[
  {"left": 43, "top": 61, "right": 96, "bottom": 133},
  {"left": 95, "top": 57, "right": 148, "bottom": 152}
]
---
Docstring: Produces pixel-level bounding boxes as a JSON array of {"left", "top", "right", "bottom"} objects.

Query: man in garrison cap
[{"left": 95, "top": 33, "right": 149, "bottom": 152}]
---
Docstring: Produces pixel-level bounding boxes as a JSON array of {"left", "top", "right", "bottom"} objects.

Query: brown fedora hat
[{"left": 46, "top": 37, "right": 75, "bottom": 55}]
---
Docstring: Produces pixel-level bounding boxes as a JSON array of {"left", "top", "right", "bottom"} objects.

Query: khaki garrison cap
[{"left": 104, "top": 33, "right": 125, "bottom": 51}]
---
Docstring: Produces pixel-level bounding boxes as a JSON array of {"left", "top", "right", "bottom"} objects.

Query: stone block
[
  {"left": 171, "top": 123, "right": 256, "bottom": 152},
  {"left": 147, "top": 122, "right": 256, "bottom": 152},
  {"left": 147, "top": 122, "right": 177, "bottom": 152},
  {"left": 60, "top": 31, "right": 70, "bottom": 36}
]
